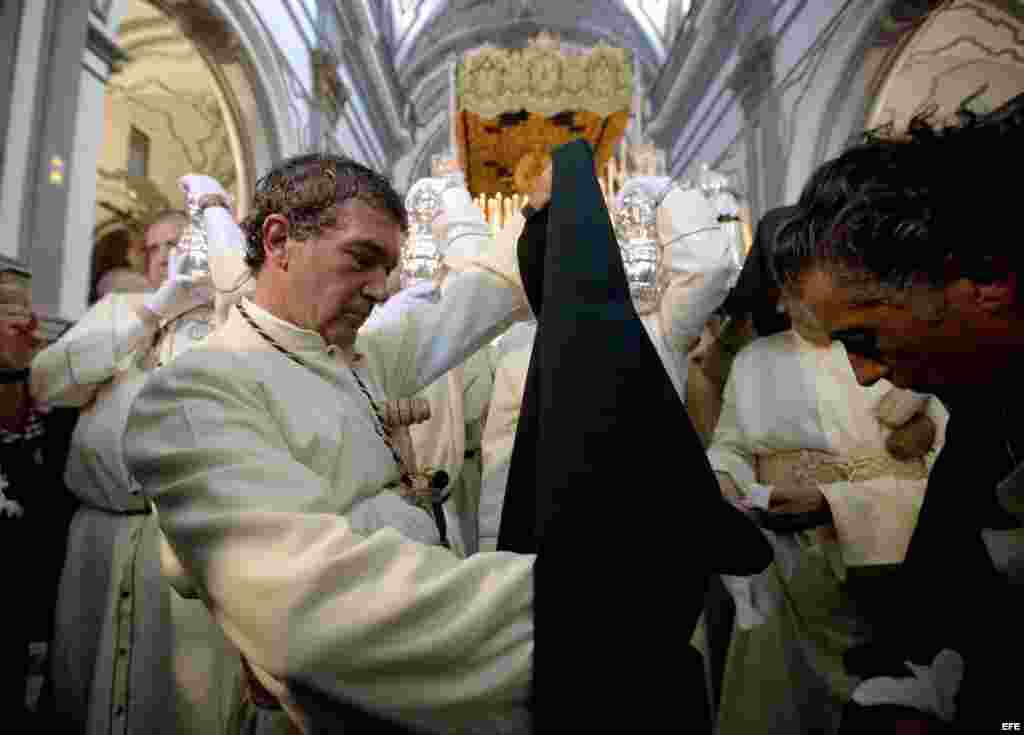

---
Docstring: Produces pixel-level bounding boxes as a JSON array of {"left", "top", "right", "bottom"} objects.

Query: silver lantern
[
  {"left": 401, "top": 178, "right": 444, "bottom": 287},
  {"left": 176, "top": 193, "right": 211, "bottom": 280},
  {"left": 615, "top": 184, "right": 660, "bottom": 307}
]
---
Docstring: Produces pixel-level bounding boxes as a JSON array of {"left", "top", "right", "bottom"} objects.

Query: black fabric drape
[{"left": 498, "top": 140, "right": 771, "bottom": 732}]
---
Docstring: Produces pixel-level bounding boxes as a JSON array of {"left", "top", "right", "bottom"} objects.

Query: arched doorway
[
  {"left": 85, "top": 0, "right": 291, "bottom": 309},
  {"left": 91, "top": 0, "right": 246, "bottom": 303}
]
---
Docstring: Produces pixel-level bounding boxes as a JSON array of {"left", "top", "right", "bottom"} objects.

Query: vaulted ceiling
[{"left": 374, "top": 0, "right": 691, "bottom": 130}]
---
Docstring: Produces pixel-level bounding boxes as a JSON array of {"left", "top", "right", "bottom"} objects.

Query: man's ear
[
  {"left": 261, "top": 215, "right": 290, "bottom": 270},
  {"left": 977, "top": 272, "right": 1018, "bottom": 314},
  {"left": 945, "top": 254, "right": 1018, "bottom": 314}
]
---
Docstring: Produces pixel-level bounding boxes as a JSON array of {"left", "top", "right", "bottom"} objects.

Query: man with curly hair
[{"left": 123, "top": 154, "right": 536, "bottom": 734}]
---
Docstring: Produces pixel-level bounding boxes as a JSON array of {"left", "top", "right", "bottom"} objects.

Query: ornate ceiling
[{"left": 376, "top": 0, "right": 692, "bottom": 130}]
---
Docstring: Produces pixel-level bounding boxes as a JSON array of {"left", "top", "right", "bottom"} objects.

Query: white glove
[
  {"left": 143, "top": 249, "right": 213, "bottom": 320},
  {"left": 657, "top": 185, "right": 723, "bottom": 255},
  {"left": 614, "top": 176, "right": 674, "bottom": 210},
  {"left": 179, "top": 173, "right": 233, "bottom": 205},
  {"left": 179, "top": 174, "right": 248, "bottom": 293},
  {"left": 436, "top": 179, "right": 490, "bottom": 257},
  {"left": 852, "top": 649, "right": 964, "bottom": 723},
  {"left": 0, "top": 498, "right": 24, "bottom": 519}
]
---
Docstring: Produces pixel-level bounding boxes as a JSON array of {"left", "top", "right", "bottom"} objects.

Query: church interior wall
[{"left": 6, "top": 0, "right": 1024, "bottom": 337}]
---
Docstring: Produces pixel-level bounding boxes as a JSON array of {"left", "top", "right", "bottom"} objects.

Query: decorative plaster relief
[
  {"left": 159, "top": 0, "right": 242, "bottom": 64},
  {"left": 873, "top": 0, "right": 1024, "bottom": 130}
]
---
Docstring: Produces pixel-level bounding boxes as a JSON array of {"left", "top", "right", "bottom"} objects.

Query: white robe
[
  {"left": 363, "top": 283, "right": 496, "bottom": 559},
  {"left": 123, "top": 264, "right": 534, "bottom": 733},
  {"left": 407, "top": 347, "right": 494, "bottom": 558},
  {"left": 707, "top": 329, "right": 948, "bottom": 735},
  {"left": 31, "top": 293, "right": 241, "bottom": 735}
]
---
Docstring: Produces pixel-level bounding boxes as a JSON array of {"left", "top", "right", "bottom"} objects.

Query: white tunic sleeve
[
  {"left": 124, "top": 354, "right": 534, "bottom": 727},
  {"left": 656, "top": 186, "right": 740, "bottom": 355},
  {"left": 707, "top": 366, "right": 759, "bottom": 493},
  {"left": 359, "top": 271, "right": 527, "bottom": 400},
  {"left": 30, "top": 292, "right": 157, "bottom": 407}
]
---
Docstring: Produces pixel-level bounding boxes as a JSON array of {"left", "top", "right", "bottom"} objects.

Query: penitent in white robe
[
  {"left": 407, "top": 347, "right": 495, "bottom": 557},
  {"left": 476, "top": 184, "right": 741, "bottom": 551},
  {"left": 124, "top": 250, "right": 535, "bottom": 733},
  {"left": 707, "top": 329, "right": 948, "bottom": 735},
  {"left": 31, "top": 201, "right": 260, "bottom": 735},
  {"left": 31, "top": 292, "right": 241, "bottom": 735}
]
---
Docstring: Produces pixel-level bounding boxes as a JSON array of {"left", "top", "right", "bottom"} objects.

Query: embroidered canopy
[{"left": 455, "top": 34, "right": 633, "bottom": 198}]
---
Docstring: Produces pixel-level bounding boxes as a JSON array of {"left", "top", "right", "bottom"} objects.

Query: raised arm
[
  {"left": 656, "top": 185, "right": 742, "bottom": 355},
  {"left": 124, "top": 352, "right": 533, "bottom": 728},
  {"left": 178, "top": 174, "right": 253, "bottom": 326},
  {"left": 360, "top": 180, "right": 530, "bottom": 398},
  {"left": 30, "top": 293, "right": 158, "bottom": 407},
  {"left": 706, "top": 353, "right": 764, "bottom": 506}
]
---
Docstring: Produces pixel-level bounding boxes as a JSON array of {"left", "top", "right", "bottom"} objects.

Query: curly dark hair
[
  {"left": 240, "top": 153, "right": 408, "bottom": 273},
  {"left": 772, "top": 91, "right": 1024, "bottom": 298}
]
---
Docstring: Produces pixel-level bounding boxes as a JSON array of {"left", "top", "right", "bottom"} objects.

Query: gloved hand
[
  {"left": 0, "top": 497, "right": 24, "bottom": 519},
  {"left": 142, "top": 249, "right": 213, "bottom": 320},
  {"left": 179, "top": 173, "right": 233, "bottom": 207},
  {"left": 851, "top": 649, "right": 964, "bottom": 724},
  {"left": 435, "top": 179, "right": 492, "bottom": 261},
  {"left": 614, "top": 176, "right": 673, "bottom": 210},
  {"left": 179, "top": 174, "right": 248, "bottom": 295}
]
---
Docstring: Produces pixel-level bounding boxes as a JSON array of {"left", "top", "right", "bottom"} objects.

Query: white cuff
[
  {"left": 851, "top": 649, "right": 964, "bottom": 723},
  {"left": 720, "top": 575, "right": 769, "bottom": 630},
  {"left": 747, "top": 483, "right": 772, "bottom": 510}
]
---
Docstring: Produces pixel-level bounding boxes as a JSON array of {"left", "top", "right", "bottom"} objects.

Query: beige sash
[{"left": 758, "top": 448, "right": 928, "bottom": 572}]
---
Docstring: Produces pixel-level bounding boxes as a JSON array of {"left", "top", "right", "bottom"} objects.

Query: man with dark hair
[
  {"left": 773, "top": 92, "right": 1024, "bottom": 731},
  {"left": 124, "top": 148, "right": 771, "bottom": 734},
  {"left": 124, "top": 153, "right": 535, "bottom": 733}
]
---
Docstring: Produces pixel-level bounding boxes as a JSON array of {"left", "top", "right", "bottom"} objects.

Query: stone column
[
  {"left": 0, "top": 0, "right": 59, "bottom": 265},
  {"left": 0, "top": 1, "right": 123, "bottom": 325},
  {"left": 0, "top": 0, "right": 26, "bottom": 187},
  {"left": 60, "top": 19, "right": 127, "bottom": 319}
]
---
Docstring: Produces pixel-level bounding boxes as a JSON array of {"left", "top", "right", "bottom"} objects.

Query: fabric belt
[{"left": 758, "top": 448, "right": 927, "bottom": 486}]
